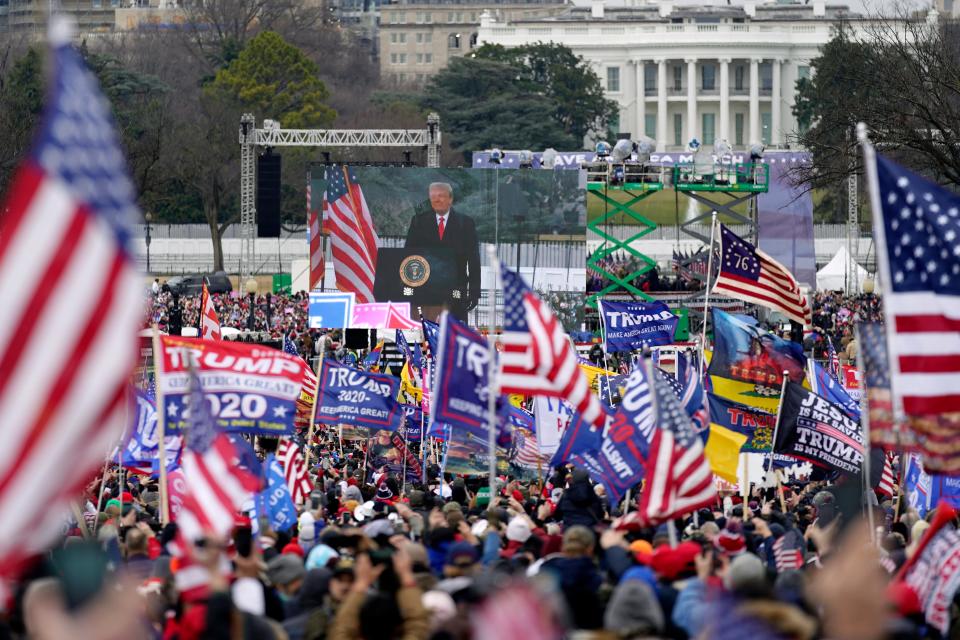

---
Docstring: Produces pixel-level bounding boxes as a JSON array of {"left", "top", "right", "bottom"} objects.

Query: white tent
[{"left": 817, "top": 245, "right": 869, "bottom": 293}]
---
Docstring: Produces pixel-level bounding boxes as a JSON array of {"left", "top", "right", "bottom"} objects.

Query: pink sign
[
  {"left": 167, "top": 468, "right": 186, "bottom": 522},
  {"left": 351, "top": 302, "right": 417, "bottom": 329}
]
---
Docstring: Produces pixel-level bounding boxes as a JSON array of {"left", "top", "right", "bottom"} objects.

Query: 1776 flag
[
  {"left": 498, "top": 265, "right": 606, "bottom": 429},
  {"left": 712, "top": 224, "right": 811, "bottom": 326},
  {"left": 866, "top": 144, "right": 960, "bottom": 474},
  {"left": 324, "top": 166, "right": 379, "bottom": 303},
  {"left": 0, "top": 24, "right": 144, "bottom": 575}
]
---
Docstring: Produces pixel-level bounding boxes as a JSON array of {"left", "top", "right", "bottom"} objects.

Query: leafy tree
[
  {"left": 472, "top": 42, "right": 618, "bottom": 143},
  {"left": 424, "top": 56, "right": 580, "bottom": 157},
  {"left": 211, "top": 31, "right": 336, "bottom": 128}
]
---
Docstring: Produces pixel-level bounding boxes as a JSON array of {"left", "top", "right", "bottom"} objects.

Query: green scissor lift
[{"left": 585, "top": 163, "right": 667, "bottom": 309}]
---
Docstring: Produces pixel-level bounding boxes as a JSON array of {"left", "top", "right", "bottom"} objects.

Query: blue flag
[
  {"left": 412, "top": 342, "right": 425, "bottom": 372},
  {"left": 257, "top": 455, "right": 298, "bottom": 532},
  {"left": 315, "top": 359, "right": 403, "bottom": 431},
  {"left": 809, "top": 360, "right": 860, "bottom": 421},
  {"left": 430, "top": 312, "right": 491, "bottom": 439},
  {"left": 422, "top": 318, "right": 439, "bottom": 356},
  {"left": 402, "top": 403, "right": 423, "bottom": 441},
  {"left": 396, "top": 330, "right": 411, "bottom": 361},
  {"left": 600, "top": 300, "right": 679, "bottom": 352}
]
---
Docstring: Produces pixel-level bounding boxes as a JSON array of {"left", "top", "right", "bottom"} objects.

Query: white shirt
[{"left": 435, "top": 211, "right": 449, "bottom": 229}]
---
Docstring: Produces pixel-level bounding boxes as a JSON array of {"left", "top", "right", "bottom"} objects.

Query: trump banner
[
  {"left": 315, "top": 360, "right": 403, "bottom": 432},
  {"left": 600, "top": 300, "right": 679, "bottom": 352},
  {"left": 775, "top": 382, "right": 864, "bottom": 474},
  {"left": 158, "top": 337, "right": 306, "bottom": 436},
  {"left": 430, "top": 312, "right": 492, "bottom": 438}
]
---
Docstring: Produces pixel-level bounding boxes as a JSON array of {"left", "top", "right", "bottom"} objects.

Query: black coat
[
  {"left": 554, "top": 477, "right": 605, "bottom": 528},
  {"left": 404, "top": 209, "right": 481, "bottom": 318}
]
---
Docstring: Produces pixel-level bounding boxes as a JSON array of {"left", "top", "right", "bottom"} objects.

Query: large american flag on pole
[
  {"left": 498, "top": 264, "right": 606, "bottom": 429},
  {"left": 323, "top": 166, "right": 378, "bottom": 303},
  {"left": 712, "top": 224, "right": 811, "bottom": 326},
  {"left": 307, "top": 180, "right": 324, "bottom": 291},
  {"left": 636, "top": 369, "right": 716, "bottom": 524},
  {"left": 0, "top": 24, "right": 143, "bottom": 575},
  {"left": 865, "top": 145, "right": 960, "bottom": 474},
  {"left": 177, "top": 370, "right": 261, "bottom": 543},
  {"left": 199, "top": 283, "right": 221, "bottom": 340}
]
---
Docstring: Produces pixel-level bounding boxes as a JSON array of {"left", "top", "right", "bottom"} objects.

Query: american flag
[
  {"left": 877, "top": 452, "right": 896, "bottom": 498},
  {"left": 659, "top": 363, "right": 709, "bottom": 437},
  {"left": 868, "top": 152, "right": 960, "bottom": 474},
  {"left": 0, "top": 30, "right": 144, "bottom": 575},
  {"left": 177, "top": 370, "right": 261, "bottom": 543},
  {"left": 636, "top": 369, "right": 716, "bottom": 524},
  {"left": 772, "top": 529, "right": 805, "bottom": 572},
  {"left": 284, "top": 333, "right": 317, "bottom": 430},
  {"left": 199, "top": 283, "right": 221, "bottom": 340},
  {"left": 498, "top": 265, "right": 606, "bottom": 429},
  {"left": 323, "top": 166, "right": 378, "bottom": 303},
  {"left": 858, "top": 322, "right": 900, "bottom": 448},
  {"left": 712, "top": 224, "right": 811, "bottom": 326},
  {"left": 307, "top": 180, "right": 324, "bottom": 291},
  {"left": 827, "top": 338, "right": 841, "bottom": 383},
  {"left": 276, "top": 438, "right": 312, "bottom": 505}
]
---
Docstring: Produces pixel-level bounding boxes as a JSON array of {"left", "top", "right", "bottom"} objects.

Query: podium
[{"left": 373, "top": 247, "right": 460, "bottom": 307}]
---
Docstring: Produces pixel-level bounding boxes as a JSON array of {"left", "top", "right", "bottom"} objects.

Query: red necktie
[{"left": 438, "top": 216, "right": 445, "bottom": 240}]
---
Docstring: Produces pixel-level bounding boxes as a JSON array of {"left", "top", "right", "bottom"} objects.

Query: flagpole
[
  {"left": 699, "top": 211, "right": 718, "bottom": 375},
  {"left": 152, "top": 324, "right": 170, "bottom": 526},
  {"left": 768, "top": 370, "right": 790, "bottom": 486},
  {"left": 854, "top": 323, "right": 876, "bottom": 541},
  {"left": 857, "top": 123, "right": 906, "bottom": 433},
  {"left": 486, "top": 247, "right": 500, "bottom": 504}
]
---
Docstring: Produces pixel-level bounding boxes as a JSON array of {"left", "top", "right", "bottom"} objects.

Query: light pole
[{"left": 145, "top": 212, "right": 153, "bottom": 274}]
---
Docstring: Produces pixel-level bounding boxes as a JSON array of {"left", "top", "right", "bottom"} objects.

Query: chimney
[
  {"left": 479, "top": 9, "right": 495, "bottom": 28},
  {"left": 658, "top": 0, "right": 672, "bottom": 17},
  {"left": 812, "top": 0, "right": 825, "bottom": 16},
  {"left": 591, "top": 0, "right": 605, "bottom": 19},
  {"left": 744, "top": 0, "right": 756, "bottom": 17}
]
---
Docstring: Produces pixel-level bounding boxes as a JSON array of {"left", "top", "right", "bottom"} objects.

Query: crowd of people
[
  {"left": 11, "top": 434, "right": 953, "bottom": 640},
  {"left": 808, "top": 291, "right": 884, "bottom": 363}
]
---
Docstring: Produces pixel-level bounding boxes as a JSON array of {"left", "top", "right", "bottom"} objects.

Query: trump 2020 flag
[
  {"left": 865, "top": 145, "right": 960, "bottom": 474},
  {"left": 0, "top": 22, "right": 145, "bottom": 575},
  {"left": 315, "top": 359, "right": 402, "bottom": 432},
  {"left": 430, "top": 311, "right": 492, "bottom": 439},
  {"left": 158, "top": 337, "right": 306, "bottom": 436},
  {"left": 600, "top": 300, "right": 678, "bottom": 353},
  {"left": 775, "top": 382, "right": 864, "bottom": 474}
]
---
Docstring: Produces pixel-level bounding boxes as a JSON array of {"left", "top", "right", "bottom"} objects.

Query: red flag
[
  {"left": 277, "top": 438, "right": 312, "bottom": 505},
  {"left": 308, "top": 181, "right": 324, "bottom": 291},
  {"left": 199, "top": 283, "right": 221, "bottom": 340}
]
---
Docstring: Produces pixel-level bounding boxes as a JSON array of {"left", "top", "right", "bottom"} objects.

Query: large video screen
[{"left": 310, "top": 166, "right": 586, "bottom": 327}]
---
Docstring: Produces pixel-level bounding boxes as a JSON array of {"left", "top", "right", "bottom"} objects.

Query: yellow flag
[
  {"left": 704, "top": 423, "right": 748, "bottom": 485},
  {"left": 578, "top": 362, "right": 614, "bottom": 393},
  {"left": 399, "top": 361, "right": 422, "bottom": 403},
  {"left": 508, "top": 394, "right": 526, "bottom": 408}
]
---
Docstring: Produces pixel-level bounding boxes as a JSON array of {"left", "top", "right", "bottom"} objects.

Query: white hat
[
  {"left": 506, "top": 517, "right": 532, "bottom": 543},
  {"left": 353, "top": 500, "right": 376, "bottom": 522}
]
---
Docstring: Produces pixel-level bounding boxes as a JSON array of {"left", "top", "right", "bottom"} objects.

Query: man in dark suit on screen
[{"left": 404, "top": 182, "right": 481, "bottom": 320}]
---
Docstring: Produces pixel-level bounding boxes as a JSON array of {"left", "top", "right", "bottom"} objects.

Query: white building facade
[{"left": 478, "top": 0, "right": 862, "bottom": 151}]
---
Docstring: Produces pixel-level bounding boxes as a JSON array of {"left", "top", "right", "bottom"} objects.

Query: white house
[{"left": 478, "top": 0, "right": 871, "bottom": 150}]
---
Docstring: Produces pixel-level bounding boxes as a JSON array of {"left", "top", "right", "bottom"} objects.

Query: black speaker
[
  {"left": 257, "top": 152, "right": 282, "bottom": 238},
  {"left": 344, "top": 329, "right": 374, "bottom": 349}
]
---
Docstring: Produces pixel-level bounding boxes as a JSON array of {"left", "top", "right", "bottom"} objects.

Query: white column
[
  {"left": 719, "top": 57, "right": 730, "bottom": 143},
  {"left": 635, "top": 59, "right": 645, "bottom": 139},
  {"left": 656, "top": 57, "right": 668, "bottom": 151},
  {"left": 686, "top": 57, "right": 697, "bottom": 144},
  {"left": 771, "top": 57, "right": 782, "bottom": 146},
  {"left": 749, "top": 57, "right": 760, "bottom": 145}
]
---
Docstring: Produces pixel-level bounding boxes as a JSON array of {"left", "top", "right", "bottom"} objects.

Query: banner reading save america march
[
  {"left": 775, "top": 382, "right": 864, "bottom": 474},
  {"left": 315, "top": 360, "right": 403, "bottom": 432},
  {"left": 158, "top": 337, "right": 305, "bottom": 436},
  {"left": 600, "top": 300, "right": 679, "bottom": 353}
]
